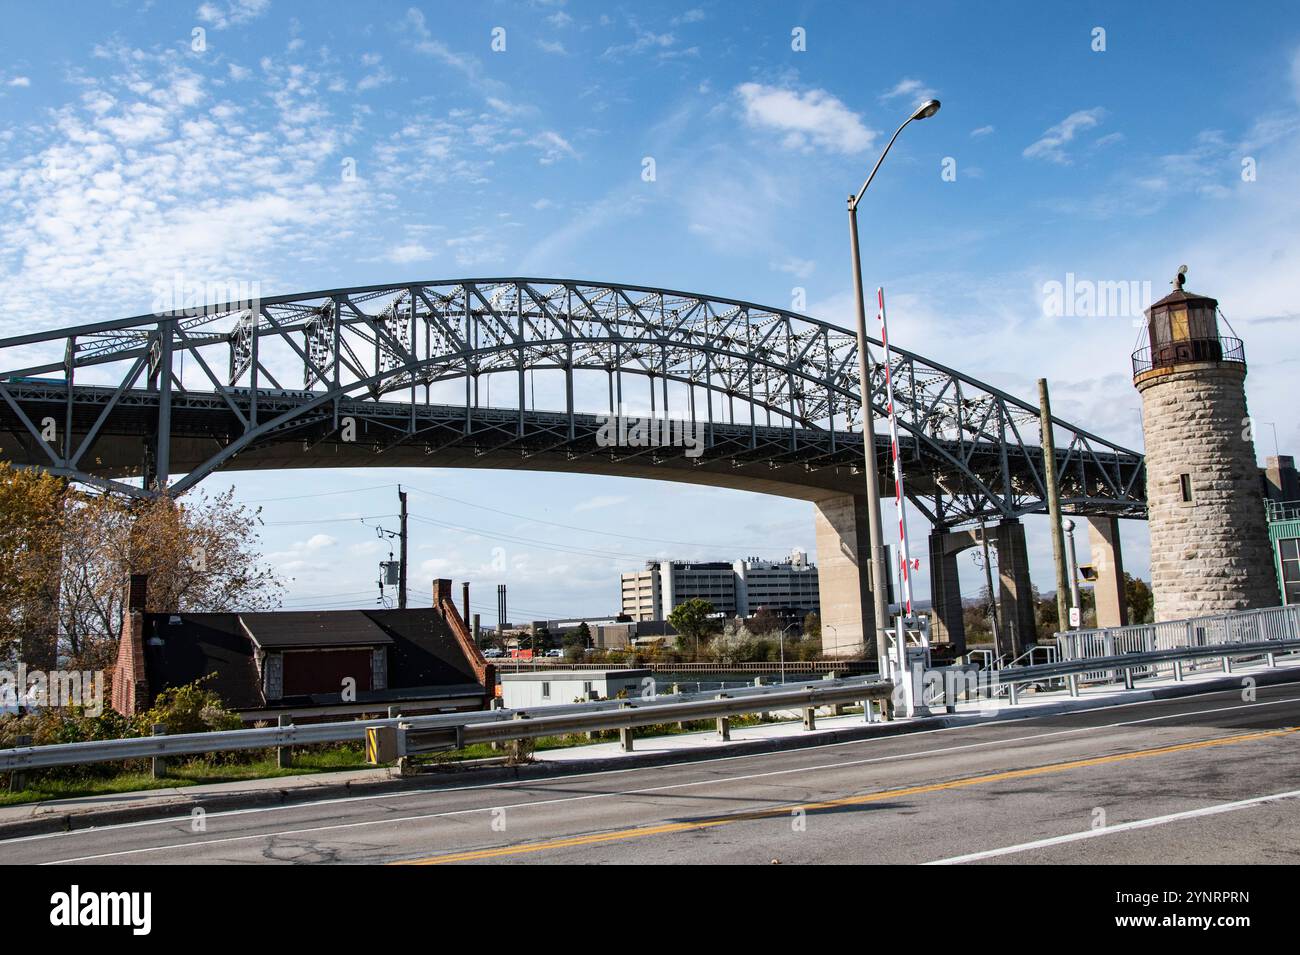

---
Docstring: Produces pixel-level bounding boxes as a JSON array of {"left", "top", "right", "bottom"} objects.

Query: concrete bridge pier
[
  {"left": 925, "top": 518, "right": 1037, "bottom": 658},
  {"left": 1085, "top": 516, "right": 1128, "bottom": 627},
  {"left": 991, "top": 518, "right": 1036, "bottom": 658},
  {"left": 814, "top": 494, "right": 877, "bottom": 659},
  {"left": 928, "top": 527, "right": 966, "bottom": 653}
]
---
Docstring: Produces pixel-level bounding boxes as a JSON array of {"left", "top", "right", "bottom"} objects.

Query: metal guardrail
[
  {"left": 1058, "top": 604, "right": 1300, "bottom": 680},
  {"left": 0, "top": 674, "right": 893, "bottom": 773},
  {"left": 987, "top": 638, "right": 1300, "bottom": 704}
]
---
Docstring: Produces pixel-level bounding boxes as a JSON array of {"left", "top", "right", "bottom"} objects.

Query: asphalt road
[{"left": 8, "top": 680, "right": 1300, "bottom": 865}]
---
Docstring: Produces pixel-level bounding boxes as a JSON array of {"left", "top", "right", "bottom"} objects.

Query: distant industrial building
[
  {"left": 620, "top": 550, "right": 819, "bottom": 621},
  {"left": 499, "top": 668, "right": 650, "bottom": 709}
]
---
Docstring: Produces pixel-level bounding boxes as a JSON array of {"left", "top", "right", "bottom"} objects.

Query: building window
[
  {"left": 1280, "top": 538, "right": 1300, "bottom": 605},
  {"left": 1179, "top": 473, "right": 1194, "bottom": 503},
  {"left": 583, "top": 681, "right": 593, "bottom": 694},
  {"left": 541, "top": 681, "right": 551, "bottom": 700}
]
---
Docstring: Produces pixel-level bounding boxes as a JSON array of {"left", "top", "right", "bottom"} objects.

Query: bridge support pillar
[
  {"left": 992, "top": 519, "right": 1036, "bottom": 657},
  {"left": 928, "top": 527, "right": 966, "bottom": 653},
  {"left": 1086, "top": 517, "right": 1128, "bottom": 628},
  {"left": 813, "top": 494, "right": 876, "bottom": 659}
]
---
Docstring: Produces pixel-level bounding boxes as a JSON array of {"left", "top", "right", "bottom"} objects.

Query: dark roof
[
  {"left": 239, "top": 611, "right": 395, "bottom": 649},
  {"left": 1148, "top": 287, "right": 1218, "bottom": 311},
  {"left": 139, "top": 607, "right": 484, "bottom": 713},
  {"left": 142, "top": 613, "right": 264, "bottom": 710}
]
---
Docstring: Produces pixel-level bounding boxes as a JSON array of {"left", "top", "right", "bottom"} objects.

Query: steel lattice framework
[{"left": 0, "top": 278, "right": 1145, "bottom": 526}]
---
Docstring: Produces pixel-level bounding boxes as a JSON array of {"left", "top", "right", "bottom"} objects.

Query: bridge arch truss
[{"left": 0, "top": 278, "right": 1145, "bottom": 527}]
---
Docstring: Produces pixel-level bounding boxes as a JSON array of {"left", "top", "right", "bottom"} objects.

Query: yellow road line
[{"left": 394, "top": 725, "right": 1299, "bottom": 864}]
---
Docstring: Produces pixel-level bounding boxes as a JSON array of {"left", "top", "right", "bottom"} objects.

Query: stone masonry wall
[{"left": 1137, "top": 363, "right": 1279, "bottom": 620}]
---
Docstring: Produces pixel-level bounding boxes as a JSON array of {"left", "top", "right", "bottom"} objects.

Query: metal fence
[{"left": 1057, "top": 604, "right": 1300, "bottom": 681}]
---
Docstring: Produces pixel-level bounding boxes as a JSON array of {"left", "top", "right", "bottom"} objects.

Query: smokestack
[
  {"left": 127, "top": 574, "right": 149, "bottom": 612},
  {"left": 462, "top": 581, "right": 470, "bottom": 624}
]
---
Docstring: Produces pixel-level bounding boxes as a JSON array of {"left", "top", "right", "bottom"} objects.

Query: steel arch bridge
[{"left": 0, "top": 278, "right": 1145, "bottom": 527}]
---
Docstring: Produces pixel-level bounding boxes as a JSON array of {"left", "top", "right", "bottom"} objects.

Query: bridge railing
[{"left": 1057, "top": 604, "right": 1300, "bottom": 680}]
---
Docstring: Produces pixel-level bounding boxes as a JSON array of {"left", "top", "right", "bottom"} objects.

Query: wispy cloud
[
  {"left": 881, "top": 77, "right": 937, "bottom": 106},
  {"left": 735, "top": 83, "right": 874, "bottom": 154},
  {"left": 196, "top": 0, "right": 270, "bottom": 30},
  {"left": 1023, "top": 107, "right": 1106, "bottom": 164}
]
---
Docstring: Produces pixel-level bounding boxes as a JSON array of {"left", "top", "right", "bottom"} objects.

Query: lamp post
[{"left": 848, "top": 98, "right": 941, "bottom": 676}]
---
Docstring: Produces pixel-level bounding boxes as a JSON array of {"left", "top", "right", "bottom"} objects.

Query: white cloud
[
  {"left": 537, "top": 39, "right": 567, "bottom": 56},
  {"left": 771, "top": 256, "right": 816, "bottom": 279},
  {"left": 735, "top": 83, "right": 874, "bottom": 154},
  {"left": 881, "top": 77, "right": 937, "bottom": 106},
  {"left": 1023, "top": 107, "right": 1106, "bottom": 164},
  {"left": 0, "top": 44, "right": 377, "bottom": 333},
  {"left": 573, "top": 495, "right": 627, "bottom": 512},
  {"left": 971, "top": 124, "right": 995, "bottom": 137},
  {"left": 531, "top": 130, "right": 577, "bottom": 164},
  {"left": 7, "top": 76, "right": 31, "bottom": 88},
  {"left": 386, "top": 243, "right": 436, "bottom": 264},
  {"left": 196, "top": 0, "right": 270, "bottom": 30}
]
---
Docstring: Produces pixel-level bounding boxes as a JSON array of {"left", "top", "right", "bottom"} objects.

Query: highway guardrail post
[
  {"left": 9, "top": 734, "right": 31, "bottom": 792},
  {"left": 1067, "top": 673, "right": 1079, "bottom": 698},
  {"left": 1222, "top": 655, "right": 1232, "bottom": 673},
  {"left": 1268, "top": 651, "right": 1277, "bottom": 668},
  {"left": 277, "top": 714, "right": 293, "bottom": 768},
  {"left": 802, "top": 705, "right": 816, "bottom": 731},
  {"left": 618, "top": 702, "right": 633, "bottom": 752},
  {"left": 1123, "top": 666, "right": 1134, "bottom": 690},
  {"left": 715, "top": 694, "right": 731, "bottom": 740},
  {"left": 151, "top": 724, "right": 167, "bottom": 779},
  {"left": 1008, "top": 681, "right": 1019, "bottom": 706},
  {"left": 827, "top": 672, "right": 845, "bottom": 715},
  {"left": 1173, "top": 660, "right": 1184, "bottom": 681}
]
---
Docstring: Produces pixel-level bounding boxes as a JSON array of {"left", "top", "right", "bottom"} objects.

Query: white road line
[
  {"left": 37, "top": 693, "right": 1300, "bottom": 864},
  {"left": 925, "top": 789, "right": 1300, "bottom": 865},
  {"left": 18, "top": 686, "right": 1299, "bottom": 851}
]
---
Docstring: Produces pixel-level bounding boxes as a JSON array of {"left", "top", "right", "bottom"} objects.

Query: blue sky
[{"left": 1, "top": 1, "right": 1298, "bottom": 620}]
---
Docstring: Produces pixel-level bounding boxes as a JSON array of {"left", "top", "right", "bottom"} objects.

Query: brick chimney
[{"left": 110, "top": 574, "right": 150, "bottom": 715}]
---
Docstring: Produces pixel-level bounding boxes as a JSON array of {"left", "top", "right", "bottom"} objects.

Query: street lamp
[{"left": 848, "top": 99, "right": 941, "bottom": 676}]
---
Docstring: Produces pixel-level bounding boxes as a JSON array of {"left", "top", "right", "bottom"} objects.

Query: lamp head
[{"left": 911, "top": 99, "right": 941, "bottom": 121}]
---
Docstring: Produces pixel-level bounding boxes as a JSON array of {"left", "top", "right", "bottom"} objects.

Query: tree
[
  {"left": 667, "top": 598, "right": 714, "bottom": 658},
  {"left": 0, "top": 466, "right": 283, "bottom": 669},
  {"left": 1125, "top": 574, "right": 1154, "bottom": 624},
  {"left": 802, "top": 612, "right": 821, "bottom": 642},
  {"left": 575, "top": 621, "right": 591, "bottom": 646},
  {"left": 0, "top": 463, "right": 67, "bottom": 666},
  {"left": 57, "top": 489, "right": 283, "bottom": 666}
]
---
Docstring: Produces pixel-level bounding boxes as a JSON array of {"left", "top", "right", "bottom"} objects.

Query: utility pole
[
  {"left": 1038, "top": 379, "right": 1071, "bottom": 634},
  {"left": 398, "top": 485, "right": 408, "bottom": 610}
]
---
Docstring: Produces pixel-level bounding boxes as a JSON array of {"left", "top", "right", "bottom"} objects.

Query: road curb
[{"left": 2, "top": 667, "right": 1294, "bottom": 841}]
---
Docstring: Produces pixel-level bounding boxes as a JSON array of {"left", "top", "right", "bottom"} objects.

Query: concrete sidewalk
[{"left": 3, "top": 655, "right": 1296, "bottom": 839}]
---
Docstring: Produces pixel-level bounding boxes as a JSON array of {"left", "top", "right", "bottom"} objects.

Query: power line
[{"left": 402, "top": 483, "right": 777, "bottom": 553}]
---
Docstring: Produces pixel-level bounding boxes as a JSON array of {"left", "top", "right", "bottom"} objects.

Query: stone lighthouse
[{"left": 1133, "top": 268, "right": 1277, "bottom": 621}]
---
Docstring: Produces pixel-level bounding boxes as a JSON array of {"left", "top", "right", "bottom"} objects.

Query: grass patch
[{"left": 0, "top": 746, "right": 370, "bottom": 807}]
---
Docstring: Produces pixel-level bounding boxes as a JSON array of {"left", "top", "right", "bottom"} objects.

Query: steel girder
[{"left": 0, "top": 278, "right": 1145, "bottom": 525}]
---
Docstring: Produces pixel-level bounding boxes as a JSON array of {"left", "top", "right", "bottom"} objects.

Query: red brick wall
[
  {"left": 433, "top": 578, "right": 495, "bottom": 702},
  {"left": 110, "top": 609, "right": 147, "bottom": 716}
]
